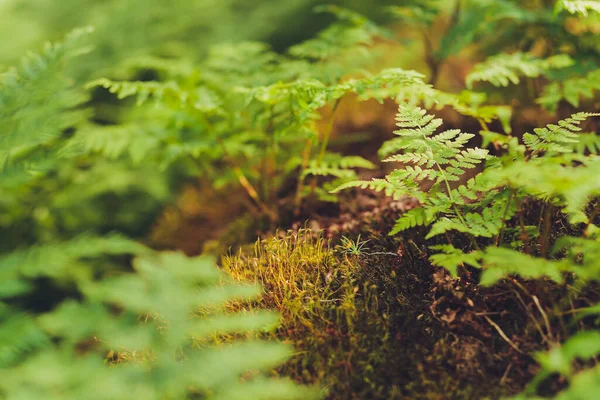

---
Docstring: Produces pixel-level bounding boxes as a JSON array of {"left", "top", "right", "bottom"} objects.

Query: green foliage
[
  {"left": 80, "top": 21, "right": 425, "bottom": 210},
  {"left": 335, "top": 104, "right": 492, "bottom": 238},
  {"left": 1, "top": 246, "right": 315, "bottom": 400},
  {"left": 516, "top": 331, "right": 600, "bottom": 399},
  {"left": 0, "top": 30, "right": 316, "bottom": 400},
  {"left": 0, "top": 26, "right": 92, "bottom": 171},
  {"left": 429, "top": 244, "right": 481, "bottom": 277},
  {"left": 1, "top": 1, "right": 600, "bottom": 398},
  {"left": 288, "top": 4, "right": 385, "bottom": 61},
  {"left": 555, "top": 0, "right": 600, "bottom": 16},
  {"left": 523, "top": 112, "right": 600, "bottom": 155},
  {"left": 537, "top": 69, "right": 600, "bottom": 112},
  {"left": 466, "top": 53, "right": 574, "bottom": 89}
]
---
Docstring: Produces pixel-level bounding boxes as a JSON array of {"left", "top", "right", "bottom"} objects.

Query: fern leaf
[
  {"left": 523, "top": 112, "right": 600, "bottom": 154},
  {"left": 0, "top": 27, "right": 93, "bottom": 169},
  {"left": 429, "top": 245, "right": 482, "bottom": 277},
  {"left": 555, "top": 0, "right": 600, "bottom": 16},
  {"left": 388, "top": 1, "right": 443, "bottom": 27},
  {"left": 288, "top": 6, "right": 383, "bottom": 61},
  {"left": 466, "top": 53, "right": 573, "bottom": 89},
  {"left": 479, "top": 247, "right": 568, "bottom": 286},
  {"left": 389, "top": 207, "right": 441, "bottom": 235},
  {"left": 537, "top": 69, "right": 600, "bottom": 112},
  {"left": 331, "top": 179, "right": 410, "bottom": 200},
  {"left": 570, "top": 132, "right": 600, "bottom": 155},
  {"left": 88, "top": 78, "right": 189, "bottom": 107}
]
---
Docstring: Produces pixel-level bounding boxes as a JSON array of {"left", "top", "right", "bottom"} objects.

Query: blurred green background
[{"left": 0, "top": 0, "right": 399, "bottom": 79}]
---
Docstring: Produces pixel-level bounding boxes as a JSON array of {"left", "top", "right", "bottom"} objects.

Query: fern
[
  {"left": 556, "top": 0, "right": 600, "bottom": 16},
  {"left": 479, "top": 247, "right": 568, "bottom": 286},
  {"left": 570, "top": 132, "right": 600, "bottom": 155},
  {"left": 466, "top": 52, "right": 573, "bottom": 89},
  {"left": 0, "top": 251, "right": 317, "bottom": 399},
  {"left": 288, "top": 5, "right": 385, "bottom": 61},
  {"left": 426, "top": 201, "right": 511, "bottom": 239},
  {"left": 389, "top": 208, "right": 433, "bottom": 235},
  {"left": 429, "top": 245, "right": 481, "bottom": 278},
  {"left": 0, "top": 27, "right": 92, "bottom": 171},
  {"left": 388, "top": 1, "right": 443, "bottom": 27},
  {"left": 523, "top": 112, "right": 600, "bottom": 155},
  {"left": 335, "top": 104, "right": 492, "bottom": 237},
  {"left": 302, "top": 154, "right": 375, "bottom": 180},
  {"left": 537, "top": 69, "right": 600, "bottom": 112},
  {"left": 0, "top": 29, "right": 315, "bottom": 400}
]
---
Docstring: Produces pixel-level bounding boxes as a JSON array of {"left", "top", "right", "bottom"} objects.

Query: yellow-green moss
[{"left": 222, "top": 229, "right": 520, "bottom": 399}]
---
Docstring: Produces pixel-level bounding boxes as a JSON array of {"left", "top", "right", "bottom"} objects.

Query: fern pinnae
[
  {"left": 524, "top": 112, "right": 600, "bottom": 156},
  {"left": 466, "top": 52, "right": 573, "bottom": 89},
  {"left": 87, "top": 78, "right": 190, "bottom": 108},
  {"left": 555, "top": 0, "right": 600, "bottom": 16}
]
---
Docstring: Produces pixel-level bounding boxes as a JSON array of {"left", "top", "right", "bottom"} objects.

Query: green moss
[{"left": 222, "top": 229, "right": 525, "bottom": 399}]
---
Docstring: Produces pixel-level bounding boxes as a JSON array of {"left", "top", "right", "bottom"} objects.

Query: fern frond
[
  {"left": 72, "top": 123, "right": 168, "bottom": 165},
  {"left": 331, "top": 178, "right": 411, "bottom": 200},
  {"left": 479, "top": 247, "right": 568, "bottom": 286},
  {"left": 488, "top": 158, "right": 600, "bottom": 224},
  {"left": 288, "top": 5, "right": 383, "bottom": 60},
  {"left": 388, "top": 1, "right": 443, "bottom": 27},
  {"left": 337, "top": 68, "right": 428, "bottom": 103},
  {"left": 429, "top": 245, "right": 482, "bottom": 277},
  {"left": 427, "top": 198, "right": 513, "bottom": 239},
  {"left": 337, "top": 104, "right": 490, "bottom": 237},
  {"left": 383, "top": 105, "right": 489, "bottom": 183},
  {"left": 88, "top": 78, "right": 190, "bottom": 108},
  {"left": 537, "top": 69, "right": 600, "bottom": 112},
  {"left": 523, "top": 112, "right": 600, "bottom": 154},
  {"left": 570, "top": 132, "right": 600, "bottom": 155},
  {"left": 0, "top": 27, "right": 93, "bottom": 169},
  {"left": 0, "top": 234, "right": 146, "bottom": 298},
  {"left": 389, "top": 207, "right": 439, "bottom": 235},
  {"left": 466, "top": 53, "right": 573, "bottom": 88},
  {"left": 555, "top": 0, "right": 600, "bottom": 16}
]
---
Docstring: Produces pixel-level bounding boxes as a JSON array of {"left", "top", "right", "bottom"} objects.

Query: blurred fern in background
[{"left": 0, "top": 28, "right": 317, "bottom": 400}]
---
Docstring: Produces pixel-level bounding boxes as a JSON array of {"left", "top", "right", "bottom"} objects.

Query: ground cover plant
[{"left": 1, "top": 0, "right": 599, "bottom": 399}]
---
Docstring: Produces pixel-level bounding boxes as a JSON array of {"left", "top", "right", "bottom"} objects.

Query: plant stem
[
  {"left": 539, "top": 203, "right": 553, "bottom": 258},
  {"left": 495, "top": 189, "right": 516, "bottom": 246},
  {"left": 216, "top": 137, "right": 275, "bottom": 221},
  {"left": 516, "top": 196, "right": 532, "bottom": 255},
  {"left": 294, "top": 138, "right": 313, "bottom": 215},
  {"left": 309, "top": 96, "right": 344, "bottom": 198},
  {"left": 435, "top": 163, "right": 481, "bottom": 251},
  {"left": 317, "top": 97, "right": 343, "bottom": 166}
]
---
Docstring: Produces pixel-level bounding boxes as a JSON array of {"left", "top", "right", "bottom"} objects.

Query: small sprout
[{"left": 337, "top": 234, "right": 370, "bottom": 256}]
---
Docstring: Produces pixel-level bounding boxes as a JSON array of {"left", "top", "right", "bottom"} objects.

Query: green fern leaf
[
  {"left": 479, "top": 247, "right": 568, "bottom": 286},
  {"left": 537, "top": 69, "right": 600, "bottom": 112},
  {"left": 555, "top": 0, "right": 600, "bottom": 16},
  {"left": 429, "top": 245, "right": 482, "bottom": 277},
  {"left": 523, "top": 112, "right": 600, "bottom": 155},
  {"left": 466, "top": 53, "right": 573, "bottom": 89}
]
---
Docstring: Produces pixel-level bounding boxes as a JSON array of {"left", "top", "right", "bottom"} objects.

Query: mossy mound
[{"left": 223, "top": 229, "right": 545, "bottom": 399}]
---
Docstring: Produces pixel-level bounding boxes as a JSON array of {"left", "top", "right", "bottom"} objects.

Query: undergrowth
[{"left": 1, "top": 1, "right": 599, "bottom": 399}]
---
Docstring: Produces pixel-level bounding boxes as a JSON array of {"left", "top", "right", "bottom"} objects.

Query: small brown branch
[
  {"left": 532, "top": 295, "right": 554, "bottom": 342},
  {"left": 216, "top": 137, "right": 276, "bottom": 221},
  {"left": 484, "top": 315, "right": 527, "bottom": 355},
  {"left": 539, "top": 204, "right": 554, "bottom": 258}
]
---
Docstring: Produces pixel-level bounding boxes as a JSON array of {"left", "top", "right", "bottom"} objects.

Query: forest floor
[{"left": 145, "top": 97, "right": 598, "bottom": 399}]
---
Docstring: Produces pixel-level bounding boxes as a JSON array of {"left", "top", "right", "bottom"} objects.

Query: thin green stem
[
  {"left": 496, "top": 189, "right": 516, "bottom": 246},
  {"left": 308, "top": 97, "right": 344, "bottom": 199},
  {"left": 317, "top": 97, "right": 343, "bottom": 167}
]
